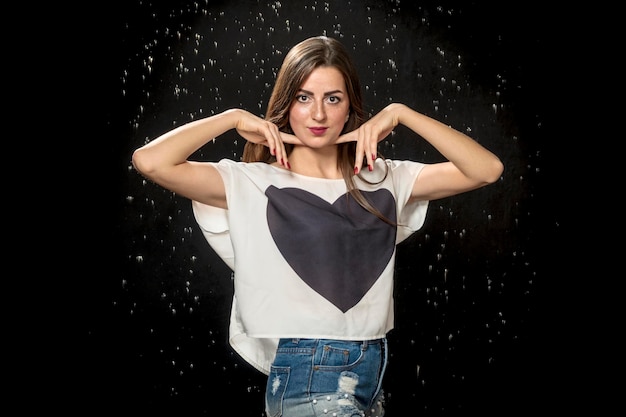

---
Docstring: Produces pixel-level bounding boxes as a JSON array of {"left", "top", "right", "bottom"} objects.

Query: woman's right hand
[{"left": 233, "top": 109, "right": 301, "bottom": 166}]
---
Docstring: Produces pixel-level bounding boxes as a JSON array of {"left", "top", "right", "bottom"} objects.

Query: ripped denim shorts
[{"left": 265, "top": 338, "right": 387, "bottom": 417}]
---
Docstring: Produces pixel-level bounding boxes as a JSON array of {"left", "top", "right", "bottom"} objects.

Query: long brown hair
[{"left": 242, "top": 36, "right": 392, "bottom": 224}]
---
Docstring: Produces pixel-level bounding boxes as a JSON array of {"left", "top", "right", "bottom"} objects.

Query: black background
[{"left": 67, "top": 1, "right": 571, "bottom": 415}]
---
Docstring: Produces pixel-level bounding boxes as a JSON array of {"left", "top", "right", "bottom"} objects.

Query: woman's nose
[{"left": 311, "top": 102, "right": 326, "bottom": 121}]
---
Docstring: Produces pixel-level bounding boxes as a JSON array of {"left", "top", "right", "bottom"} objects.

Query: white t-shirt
[{"left": 192, "top": 158, "right": 428, "bottom": 374}]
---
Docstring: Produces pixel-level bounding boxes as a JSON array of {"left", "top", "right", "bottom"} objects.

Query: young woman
[{"left": 132, "top": 35, "right": 503, "bottom": 417}]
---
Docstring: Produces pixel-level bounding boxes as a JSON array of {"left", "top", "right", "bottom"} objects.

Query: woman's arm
[
  {"left": 341, "top": 103, "right": 504, "bottom": 201},
  {"left": 132, "top": 108, "right": 292, "bottom": 208}
]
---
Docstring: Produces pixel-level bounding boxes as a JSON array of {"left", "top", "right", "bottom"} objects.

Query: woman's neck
[{"left": 286, "top": 146, "right": 342, "bottom": 179}]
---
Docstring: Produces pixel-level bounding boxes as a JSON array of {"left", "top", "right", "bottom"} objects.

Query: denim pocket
[
  {"left": 319, "top": 342, "right": 363, "bottom": 368},
  {"left": 265, "top": 366, "right": 289, "bottom": 417}
]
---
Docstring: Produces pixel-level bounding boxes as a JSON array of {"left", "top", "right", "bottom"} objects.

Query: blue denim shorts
[{"left": 265, "top": 338, "right": 387, "bottom": 417}]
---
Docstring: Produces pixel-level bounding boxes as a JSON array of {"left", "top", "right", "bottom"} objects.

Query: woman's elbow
[
  {"left": 131, "top": 148, "right": 155, "bottom": 177},
  {"left": 484, "top": 158, "right": 504, "bottom": 184}
]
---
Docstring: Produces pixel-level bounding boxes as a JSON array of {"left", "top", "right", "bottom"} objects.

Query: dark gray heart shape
[{"left": 266, "top": 185, "right": 396, "bottom": 312}]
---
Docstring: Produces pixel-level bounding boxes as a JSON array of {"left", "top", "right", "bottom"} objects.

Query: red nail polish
[
  {"left": 287, "top": 161, "right": 291, "bottom": 169},
  {"left": 368, "top": 164, "right": 373, "bottom": 172},
  {"left": 281, "top": 158, "right": 285, "bottom": 165},
  {"left": 372, "top": 153, "right": 376, "bottom": 160},
  {"left": 354, "top": 166, "right": 359, "bottom": 174}
]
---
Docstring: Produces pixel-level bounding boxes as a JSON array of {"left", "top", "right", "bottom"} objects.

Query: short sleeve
[
  {"left": 191, "top": 199, "right": 234, "bottom": 270},
  {"left": 388, "top": 160, "right": 429, "bottom": 243}
]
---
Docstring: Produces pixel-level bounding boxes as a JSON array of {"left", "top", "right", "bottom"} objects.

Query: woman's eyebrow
[{"left": 297, "top": 88, "right": 345, "bottom": 96}]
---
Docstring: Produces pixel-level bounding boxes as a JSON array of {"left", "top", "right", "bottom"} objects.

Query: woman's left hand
[{"left": 337, "top": 103, "right": 404, "bottom": 173}]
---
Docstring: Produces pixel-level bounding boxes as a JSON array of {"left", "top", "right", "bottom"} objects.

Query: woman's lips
[{"left": 308, "top": 127, "right": 328, "bottom": 135}]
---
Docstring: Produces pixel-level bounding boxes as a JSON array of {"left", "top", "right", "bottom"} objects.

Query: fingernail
[
  {"left": 281, "top": 158, "right": 285, "bottom": 166},
  {"left": 368, "top": 164, "right": 373, "bottom": 171},
  {"left": 372, "top": 153, "right": 376, "bottom": 160},
  {"left": 287, "top": 161, "right": 291, "bottom": 169},
  {"left": 354, "top": 166, "right": 359, "bottom": 174}
]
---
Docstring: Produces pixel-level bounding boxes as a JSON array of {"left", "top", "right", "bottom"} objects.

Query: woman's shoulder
[
  {"left": 215, "top": 159, "right": 275, "bottom": 171},
  {"left": 215, "top": 159, "right": 298, "bottom": 182},
  {"left": 364, "top": 158, "right": 425, "bottom": 175}
]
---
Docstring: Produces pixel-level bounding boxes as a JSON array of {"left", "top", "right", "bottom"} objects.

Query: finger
[
  {"left": 362, "top": 129, "right": 374, "bottom": 172},
  {"left": 266, "top": 123, "right": 285, "bottom": 164},
  {"left": 279, "top": 132, "right": 303, "bottom": 145},
  {"left": 354, "top": 126, "right": 367, "bottom": 174},
  {"left": 336, "top": 130, "right": 357, "bottom": 144},
  {"left": 367, "top": 129, "right": 378, "bottom": 168},
  {"left": 274, "top": 128, "right": 289, "bottom": 168},
  {"left": 277, "top": 132, "right": 304, "bottom": 169}
]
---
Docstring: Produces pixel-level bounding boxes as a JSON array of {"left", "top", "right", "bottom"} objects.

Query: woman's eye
[
  {"left": 327, "top": 96, "right": 340, "bottom": 103},
  {"left": 296, "top": 95, "right": 309, "bottom": 102}
]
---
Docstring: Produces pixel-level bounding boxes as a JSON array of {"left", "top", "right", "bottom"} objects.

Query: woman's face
[{"left": 288, "top": 66, "right": 350, "bottom": 147}]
